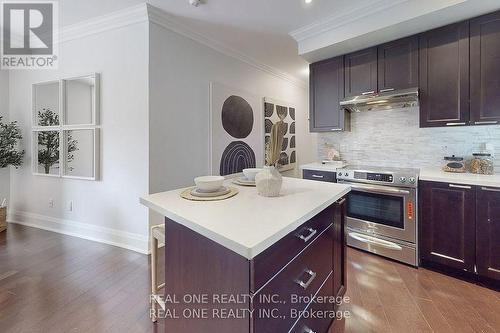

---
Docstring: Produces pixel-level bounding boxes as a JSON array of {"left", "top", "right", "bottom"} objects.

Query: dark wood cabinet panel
[
  {"left": 302, "top": 169, "right": 336, "bottom": 183},
  {"left": 378, "top": 36, "right": 419, "bottom": 91},
  {"left": 333, "top": 197, "right": 346, "bottom": 301},
  {"left": 419, "top": 181, "right": 475, "bottom": 272},
  {"left": 344, "top": 47, "right": 378, "bottom": 97},
  {"left": 470, "top": 11, "right": 500, "bottom": 125},
  {"left": 309, "top": 57, "right": 347, "bottom": 132},
  {"left": 476, "top": 187, "right": 500, "bottom": 281},
  {"left": 419, "top": 22, "right": 470, "bottom": 127}
]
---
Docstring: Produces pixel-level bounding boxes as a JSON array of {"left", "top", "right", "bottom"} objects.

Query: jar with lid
[
  {"left": 469, "top": 153, "right": 494, "bottom": 175},
  {"left": 442, "top": 155, "right": 466, "bottom": 173}
]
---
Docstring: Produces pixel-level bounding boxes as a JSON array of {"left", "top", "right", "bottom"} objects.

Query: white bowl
[
  {"left": 194, "top": 176, "right": 225, "bottom": 192},
  {"left": 243, "top": 168, "right": 263, "bottom": 181}
]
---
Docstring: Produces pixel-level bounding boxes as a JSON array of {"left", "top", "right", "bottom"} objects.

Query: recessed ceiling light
[{"left": 305, "top": 0, "right": 312, "bottom": 4}]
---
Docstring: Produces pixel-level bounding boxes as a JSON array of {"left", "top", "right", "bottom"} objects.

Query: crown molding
[
  {"left": 290, "top": 0, "right": 410, "bottom": 42},
  {"left": 146, "top": 4, "right": 307, "bottom": 89},
  {"left": 54, "top": 3, "right": 305, "bottom": 89},
  {"left": 59, "top": 3, "right": 149, "bottom": 43}
]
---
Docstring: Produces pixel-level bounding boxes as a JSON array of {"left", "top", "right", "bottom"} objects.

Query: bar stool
[{"left": 150, "top": 224, "right": 166, "bottom": 322}]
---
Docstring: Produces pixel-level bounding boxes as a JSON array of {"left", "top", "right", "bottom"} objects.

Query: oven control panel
[{"left": 336, "top": 166, "right": 419, "bottom": 188}]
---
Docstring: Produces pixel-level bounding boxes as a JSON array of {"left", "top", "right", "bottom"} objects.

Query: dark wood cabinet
[
  {"left": 470, "top": 11, "right": 500, "bottom": 125},
  {"left": 476, "top": 186, "right": 500, "bottom": 282},
  {"left": 302, "top": 169, "right": 336, "bottom": 183},
  {"left": 419, "top": 22, "right": 470, "bottom": 128},
  {"left": 344, "top": 47, "right": 378, "bottom": 97},
  {"left": 333, "top": 197, "right": 347, "bottom": 301},
  {"left": 378, "top": 36, "right": 418, "bottom": 91},
  {"left": 419, "top": 181, "right": 476, "bottom": 272},
  {"left": 309, "top": 57, "right": 348, "bottom": 132}
]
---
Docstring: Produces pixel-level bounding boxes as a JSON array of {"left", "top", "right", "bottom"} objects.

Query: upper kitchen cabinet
[
  {"left": 419, "top": 181, "right": 476, "bottom": 272},
  {"left": 378, "top": 36, "right": 419, "bottom": 91},
  {"left": 344, "top": 47, "right": 378, "bottom": 97},
  {"left": 419, "top": 22, "right": 470, "bottom": 128},
  {"left": 476, "top": 186, "right": 500, "bottom": 282},
  {"left": 470, "top": 11, "right": 500, "bottom": 125},
  {"left": 309, "top": 56, "right": 349, "bottom": 132}
]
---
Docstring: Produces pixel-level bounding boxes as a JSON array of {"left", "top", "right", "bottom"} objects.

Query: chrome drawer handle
[
  {"left": 311, "top": 174, "right": 324, "bottom": 179},
  {"left": 297, "top": 228, "right": 317, "bottom": 243},
  {"left": 449, "top": 184, "right": 471, "bottom": 189},
  {"left": 296, "top": 269, "right": 317, "bottom": 290},
  {"left": 379, "top": 88, "right": 395, "bottom": 93},
  {"left": 481, "top": 187, "right": 500, "bottom": 192},
  {"left": 361, "top": 90, "right": 375, "bottom": 95},
  {"left": 304, "top": 327, "right": 317, "bottom": 333},
  {"left": 446, "top": 122, "right": 466, "bottom": 126},
  {"left": 474, "top": 121, "right": 498, "bottom": 125}
]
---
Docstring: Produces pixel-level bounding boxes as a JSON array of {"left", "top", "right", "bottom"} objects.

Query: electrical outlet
[
  {"left": 68, "top": 201, "right": 73, "bottom": 212},
  {"left": 49, "top": 199, "right": 54, "bottom": 208}
]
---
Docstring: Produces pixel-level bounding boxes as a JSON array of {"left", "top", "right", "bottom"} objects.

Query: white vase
[{"left": 255, "top": 166, "right": 282, "bottom": 197}]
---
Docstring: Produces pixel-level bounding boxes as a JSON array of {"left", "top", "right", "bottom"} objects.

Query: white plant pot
[{"left": 255, "top": 166, "right": 282, "bottom": 197}]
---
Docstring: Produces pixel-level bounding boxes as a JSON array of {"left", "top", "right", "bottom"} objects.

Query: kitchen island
[{"left": 141, "top": 177, "right": 350, "bottom": 333}]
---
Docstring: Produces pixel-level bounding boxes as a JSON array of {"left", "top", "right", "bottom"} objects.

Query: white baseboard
[{"left": 8, "top": 211, "right": 149, "bottom": 254}]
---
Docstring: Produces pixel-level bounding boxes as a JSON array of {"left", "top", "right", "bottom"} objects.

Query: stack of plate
[
  {"left": 190, "top": 186, "right": 231, "bottom": 198},
  {"left": 232, "top": 177, "right": 256, "bottom": 187}
]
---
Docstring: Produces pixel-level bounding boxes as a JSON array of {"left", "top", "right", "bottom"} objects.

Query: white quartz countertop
[
  {"left": 420, "top": 168, "right": 500, "bottom": 188},
  {"left": 300, "top": 162, "right": 346, "bottom": 172},
  {"left": 140, "top": 177, "right": 350, "bottom": 259}
]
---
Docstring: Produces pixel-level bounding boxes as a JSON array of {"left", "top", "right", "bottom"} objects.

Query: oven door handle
[
  {"left": 348, "top": 232, "right": 403, "bottom": 250},
  {"left": 344, "top": 183, "right": 410, "bottom": 195}
]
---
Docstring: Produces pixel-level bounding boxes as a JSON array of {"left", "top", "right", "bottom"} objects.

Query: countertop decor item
[
  {"left": 180, "top": 186, "right": 238, "bottom": 201},
  {"left": 442, "top": 155, "right": 466, "bottom": 173},
  {"left": 470, "top": 153, "right": 494, "bottom": 175},
  {"left": 256, "top": 120, "right": 286, "bottom": 197},
  {"left": 194, "top": 175, "right": 225, "bottom": 192}
]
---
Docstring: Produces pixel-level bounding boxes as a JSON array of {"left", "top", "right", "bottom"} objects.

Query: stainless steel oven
[{"left": 337, "top": 166, "right": 419, "bottom": 266}]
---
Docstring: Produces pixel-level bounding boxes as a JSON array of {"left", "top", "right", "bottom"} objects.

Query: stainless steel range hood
[{"left": 340, "top": 87, "right": 419, "bottom": 112}]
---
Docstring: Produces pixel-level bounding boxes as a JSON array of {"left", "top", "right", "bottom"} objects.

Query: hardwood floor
[
  {"left": 331, "top": 248, "right": 500, "bottom": 333},
  {"left": 1, "top": 224, "right": 499, "bottom": 333}
]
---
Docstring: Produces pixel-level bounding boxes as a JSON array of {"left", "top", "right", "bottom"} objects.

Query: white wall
[
  {"left": 148, "top": 22, "right": 315, "bottom": 225},
  {"left": 8, "top": 23, "right": 150, "bottom": 252},
  {"left": 0, "top": 70, "right": 9, "bottom": 203},
  {"left": 318, "top": 107, "right": 500, "bottom": 171}
]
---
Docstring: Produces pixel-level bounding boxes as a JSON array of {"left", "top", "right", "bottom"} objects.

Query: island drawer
[
  {"left": 303, "top": 169, "right": 336, "bottom": 182},
  {"left": 289, "top": 273, "right": 334, "bottom": 333},
  {"left": 252, "top": 227, "right": 333, "bottom": 333},
  {"left": 251, "top": 204, "right": 335, "bottom": 292}
]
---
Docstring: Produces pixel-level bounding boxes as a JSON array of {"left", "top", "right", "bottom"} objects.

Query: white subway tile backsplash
[{"left": 318, "top": 107, "right": 500, "bottom": 171}]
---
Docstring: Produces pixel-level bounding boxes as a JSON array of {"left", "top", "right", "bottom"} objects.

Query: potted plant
[
  {"left": 0, "top": 116, "right": 24, "bottom": 232},
  {"left": 255, "top": 120, "right": 286, "bottom": 197}
]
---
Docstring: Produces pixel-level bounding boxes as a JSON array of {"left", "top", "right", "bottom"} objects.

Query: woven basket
[{"left": 0, "top": 207, "right": 6, "bottom": 232}]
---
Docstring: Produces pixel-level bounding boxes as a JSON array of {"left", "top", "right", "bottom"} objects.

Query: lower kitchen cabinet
[
  {"left": 419, "top": 181, "right": 476, "bottom": 272},
  {"left": 420, "top": 180, "right": 500, "bottom": 287},
  {"left": 476, "top": 186, "right": 500, "bottom": 281}
]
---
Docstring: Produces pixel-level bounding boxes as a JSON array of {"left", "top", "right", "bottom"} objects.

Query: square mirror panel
[
  {"left": 63, "top": 129, "right": 95, "bottom": 179},
  {"left": 34, "top": 131, "right": 60, "bottom": 175},
  {"left": 33, "top": 82, "right": 60, "bottom": 126},
  {"left": 64, "top": 76, "right": 96, "bottom": 125}
]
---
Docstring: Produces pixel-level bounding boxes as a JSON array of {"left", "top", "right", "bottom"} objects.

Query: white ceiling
[{"left": 58, "top": 0, "right": 377, "bottom": 82}]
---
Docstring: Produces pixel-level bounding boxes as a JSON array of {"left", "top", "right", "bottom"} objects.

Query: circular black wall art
[
  {"left": 221, "top": 95, "right": 254, "bottom": 139},
  {"left": 219, "top": 141, "right": 256, "bottom": 176}
]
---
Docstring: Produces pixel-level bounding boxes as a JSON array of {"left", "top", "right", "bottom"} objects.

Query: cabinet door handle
[
  {"left": 361, "top": 91, "right": 375, "bottom": 95},
  {"left": 330, "top": 128, "right": 343, "bottom": 131},
  {"left": 449, "top": 184, "right": 471, "bottom": 189},
  {"left": 295, "top": 269, "right": 317, "bottom": 290},
  {"left": 446, "top": 122, "right": 466, "bottom": 126},
  {"left": 474, "top": 121, "right": 498, "bottom": 125},
  {"left": 336, "top": 198, "right": 346, "bottom": 205},
  {"left": 379, "top": 88, "right": 395, "bottom": 93},
  {"left": 297, "top": 227, "right": 317, "bottom": 243},
  {"left": 481, "top": 187, "right": 500, "bottom": 192},
  {"left": 311, "top": 174, "right": 324, "bottom": 179}
]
